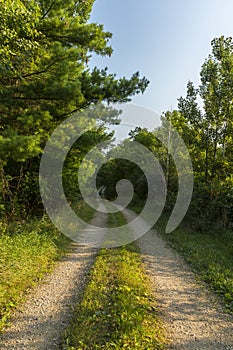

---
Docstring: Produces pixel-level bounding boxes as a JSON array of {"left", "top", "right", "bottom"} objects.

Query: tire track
[{"left": 122, "top": 208, "right": 233, "bottom": 350}]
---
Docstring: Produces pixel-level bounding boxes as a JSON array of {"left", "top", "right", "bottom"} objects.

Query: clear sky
[{"left": 90, "top": 0, "right": 233, "bottom": 115}]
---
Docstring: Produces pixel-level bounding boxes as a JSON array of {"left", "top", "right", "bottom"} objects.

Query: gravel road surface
[{"left": 122, "top": 208, "right": 233, "bottom": 350}]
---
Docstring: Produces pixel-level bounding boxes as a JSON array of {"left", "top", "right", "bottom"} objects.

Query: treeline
[
  {"left": 1, "top": 2, "right": 233, "bottom": 232},
  {"left": 0, "top": 0, "right": 148, "bottom": 220},
  {"left": 98, "top": 36, "right": 233, "bottom": 232}
]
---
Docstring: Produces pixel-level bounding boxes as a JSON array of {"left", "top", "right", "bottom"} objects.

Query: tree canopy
[{"left": 0, "top": 0, "right": 149, "bottom": 218}]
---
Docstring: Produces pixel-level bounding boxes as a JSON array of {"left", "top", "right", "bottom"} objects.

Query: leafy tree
[
  {"left": 95, "top": 36, "right": 233, "bottom": 232},
  {"left": 177, "top": 36, "right": 233, "bottom": 230},
  {"left": 0, "top": 0, "right": 149, "bottom": 218}
]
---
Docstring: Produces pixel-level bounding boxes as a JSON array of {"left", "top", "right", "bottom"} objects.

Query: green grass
[
  {"left": 0, "top": 201, "right": 95, "bottom": 332},
  {"left": 63, "top": 212, "right": 166, "bottom": 350},
  {"left": 72, "top": 201, "right": 96, "bottom": 223},
  {"left": 154, "top": 215, "right": 233, "bottom": 313}
]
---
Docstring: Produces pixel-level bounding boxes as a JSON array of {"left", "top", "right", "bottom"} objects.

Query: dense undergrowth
[
  {"left": 63, "top": 211, "right": 166, "bottom": 350},
  {"left": 0, "top": 201, "right": 94, "bottom": 332}
]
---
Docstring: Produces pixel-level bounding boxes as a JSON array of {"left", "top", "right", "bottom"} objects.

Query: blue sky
[{"left": 90, "top": 0, "right": 233, "bottom": 115}]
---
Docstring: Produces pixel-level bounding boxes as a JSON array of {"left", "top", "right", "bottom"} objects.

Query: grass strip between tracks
[{"left": 63, "top": 211, "right": 166, "bottom": 350}]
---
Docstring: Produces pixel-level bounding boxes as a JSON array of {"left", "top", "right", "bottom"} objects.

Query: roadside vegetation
[
  {"left": 63, "top": 212, "right": 167, "bottom": 350},
  {"left": 0, "top": 201, "right": 95, "bottom": 332}
]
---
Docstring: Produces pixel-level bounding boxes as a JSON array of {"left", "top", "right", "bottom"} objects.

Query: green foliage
[
  {"left": 70, "top": 199, "right": 96, "bottom": 222},
  {"left": 63, "top": 124, "right": 113, "bottom": 201},
  {"left": 176, "top": 36, "right": 233, "bottom": 229},
  {"left": 97, "top": 157, "right": 146, "bottom": 201},
  {"left": 117, "top": 36, "right": 233, "bottom": 230},
  {"left": 0, "top": 0, "right": 149, "bottom": 218}
]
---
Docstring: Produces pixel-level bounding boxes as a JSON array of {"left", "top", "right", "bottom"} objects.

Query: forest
[
  {"left": 0, "top": 0, "right": 148, "bottom": 220},
  {"left": 0, "top": 1, "right": 233, "bottom": 232},
  {"left": 0, "top": 1, "right": 233, "bottom": 348}
]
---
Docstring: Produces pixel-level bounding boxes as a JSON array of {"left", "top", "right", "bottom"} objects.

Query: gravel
[
  {"left": 0, "top": 210, "right": 108, "bottom": 350},
  {"left": 122, "top": 208, "right": 233, "bottom": 350}
]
